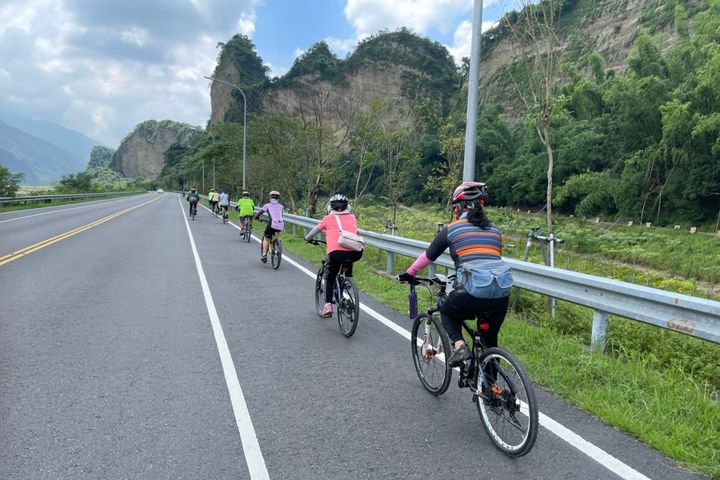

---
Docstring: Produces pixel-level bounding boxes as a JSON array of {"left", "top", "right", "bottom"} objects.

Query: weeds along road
[{"left": 0, "top": 193, "right": 706, "bottom": 479}]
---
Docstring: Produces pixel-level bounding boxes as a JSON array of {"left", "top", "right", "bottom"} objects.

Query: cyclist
[
  {"left": 254, "top": 190, "right": 285, "bottom": 263},
  {"left": 218, "top": 189, "right": 230, "bottom": 218},
  {"left": 186, "top": 187, "right": 200, "bottom": 216},
  {"left": 207, "top": 188, "right": 218, "bottom": 213},
  {"left": 304, "top": 194, "right": 363, "bottom": 317},
  {"left": 235, "top": 191, "right": 256, "bottom": 235},
  {"left": 397, "top": 181, "right": 510, "bottom": 367}
]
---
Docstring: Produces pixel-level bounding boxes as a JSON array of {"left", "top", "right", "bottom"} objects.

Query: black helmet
[{"left": 328, "top": 194, "right": 349, "bottom": 212}]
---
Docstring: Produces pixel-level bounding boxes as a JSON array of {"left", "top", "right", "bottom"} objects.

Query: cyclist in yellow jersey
[{"left": 235, "top": 191, "right": 256, "bottom": 234}]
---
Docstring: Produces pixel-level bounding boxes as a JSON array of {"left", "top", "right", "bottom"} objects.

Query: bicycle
[
  {"left": 221, "top": 205, "right": 229, "bottom": 223},
  {"left": 239, "top": 216, "right": 252, "bottom": 242},
  {"left": 310, "top": 240, "right": 360, "bottom": 337},
  {"left": 189, "top": 200, "right": 197, "bottom": 221},
  {"left": 258, "top": 220, "right": 282, "bottom": 269},
  {"left": 403, "top": 275, "right": 538, "bottom": 457}
]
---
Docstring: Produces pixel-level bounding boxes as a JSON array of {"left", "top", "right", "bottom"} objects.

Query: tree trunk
[{"left": 537, "top": 124, "right": 554, "bottom": 235}]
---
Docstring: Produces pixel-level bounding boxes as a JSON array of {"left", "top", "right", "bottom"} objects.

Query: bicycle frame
[{"left": 410, "top": 276, "right": 504, "bottom": 400}]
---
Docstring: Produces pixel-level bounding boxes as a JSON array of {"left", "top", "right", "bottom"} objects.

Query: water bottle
[{"left": 408, "top": 289, "right": 418, "bottom": 319}]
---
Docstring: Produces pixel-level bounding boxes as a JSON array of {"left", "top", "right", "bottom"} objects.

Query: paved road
[{"left": 0, "top": 194, "right": 705, "bottom": 479}]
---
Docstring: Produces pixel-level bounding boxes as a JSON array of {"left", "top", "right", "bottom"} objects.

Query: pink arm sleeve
[{"left": 407, "top": 252, "right": 432, "bottom": 276}]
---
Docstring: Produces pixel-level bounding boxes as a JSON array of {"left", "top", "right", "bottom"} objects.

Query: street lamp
[
  {"left": 463, "top": 0, "right": 484, "bottom": 182},
  {"left": 203, "top": 75, "right": 247, "bottom": 190}
]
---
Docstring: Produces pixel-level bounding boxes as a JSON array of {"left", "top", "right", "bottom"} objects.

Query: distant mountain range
[{"left": 0, "top": 115, "right": 102, "bottom": 184}]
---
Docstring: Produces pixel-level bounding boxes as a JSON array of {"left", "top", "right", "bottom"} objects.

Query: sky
[{"left": 0, "top": 0, "right": 514, "bottom": 148}]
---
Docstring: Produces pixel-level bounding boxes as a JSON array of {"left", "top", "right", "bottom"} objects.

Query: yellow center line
[{"left": 0, "top": 196, "right": 161, "bottom": 266}]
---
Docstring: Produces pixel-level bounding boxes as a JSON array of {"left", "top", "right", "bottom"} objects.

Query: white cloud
[
  {"left": 447, "top": 19, "right": 498, "bottom": 65},
  {"left": 0, "top": 3, "right": 37, "bottom": 34},
  {"left": 293, "top": 47, "right": 306, "bottom": 58},
  {"left": 344, "top": 0, "right": 471, "bottom": 38},
  {"left": 236, "top": 11, "right": 256, "bottom": 37},
  {"left": 0, "top": 0, "right": 261, "bottom": 146},
  {"left": 325, "top": 37, "right": 357, "bottom": 57},
  {"left": 120, "top": 26, "right": 148, "bottom": 47},
  {"left": 265, "top": 62, "right": 288, "bottom": 78}
]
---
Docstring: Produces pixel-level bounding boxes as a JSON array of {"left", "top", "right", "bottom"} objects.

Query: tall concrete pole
[{"left": 463, "top": 0, "right": 484, "bottom": 181}]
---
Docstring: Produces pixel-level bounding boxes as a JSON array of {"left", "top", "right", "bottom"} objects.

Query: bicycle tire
[
  {"left": 336, "top": 277, "right": 359, "bottom": 337},
  {"left": 475, "top": 347, "right": 538, "bottom": 457},
  {"left": 314, "top": 266, "right": 326, "bottom": 316},
  {"left": 245, "top": 223, "right": 252, "bottom": 242},
  {"left": 271, "top": 238, "right": 282, "bottom": 269},
  {"left": 411, "top": 313, "right": 451, "bottom": 395}
]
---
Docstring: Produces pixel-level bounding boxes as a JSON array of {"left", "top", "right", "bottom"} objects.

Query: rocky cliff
[
  {"left": 110, "top": 120, "right": 201, "bottom": 179},
  {"left": 210, "top": 30, "right": 460, "bottom": 131},
  {"left": 480, "top": 0, "right": 704, "bottom": 91}
]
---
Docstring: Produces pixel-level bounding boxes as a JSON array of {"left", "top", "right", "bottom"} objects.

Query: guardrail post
[
  {"left": 428, "top": 264, "right": 437, "bottom": 278},
  {"left": 292, "top": 224, "right": 297, "bottom": 236},
  {"left": 303, "top": 227, "right": 308, "bottom": 237},
  {"left": 386, "top": 251, "right": 394, "bottom": 274},
  {"left": 591, "top": 310, "right": 609, "bottom": 352}
]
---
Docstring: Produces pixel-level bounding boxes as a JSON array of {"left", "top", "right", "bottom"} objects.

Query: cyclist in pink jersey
[
  {"left": 255, "top": 190, "right": 285, "bottom": 263},
  {"left": 304, "top": 194, "right": 363, "bottom": 317}
]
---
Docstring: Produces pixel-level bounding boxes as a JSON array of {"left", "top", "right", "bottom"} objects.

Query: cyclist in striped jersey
[{"left": 397, "top": 181, "right": 509, "bottom": 367}]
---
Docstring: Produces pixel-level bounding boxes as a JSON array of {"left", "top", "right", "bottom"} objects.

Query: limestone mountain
[
  {"left": 110, "top": 120, "right": 203, "bottom": 180},
  {"left": 210, "top": 30, "right": 460, "bottom": 131},
  {"left": 479, "top": 0, "right": 706, "bottom": 104}
]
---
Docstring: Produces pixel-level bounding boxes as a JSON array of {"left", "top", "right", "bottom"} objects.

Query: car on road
[{"left": 157, "top": 188, "right": 164, "bottom": 193}]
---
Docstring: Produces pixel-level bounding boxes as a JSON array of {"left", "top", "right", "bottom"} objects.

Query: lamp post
[
  {"left": 463, "top": 0, "right": 484, "bottom": 181},
  {"left": 204, "top": 75, "right": 247, "bottom": 190}
]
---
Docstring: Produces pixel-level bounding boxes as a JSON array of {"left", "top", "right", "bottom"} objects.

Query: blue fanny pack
[{"left": 457, "top": 259, "right": 514, "bottom": 299}]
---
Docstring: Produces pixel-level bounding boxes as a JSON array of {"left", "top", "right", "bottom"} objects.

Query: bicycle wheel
[
  {"left": 245, "top": 222, "right": 252, "bottom": 242},
  {"left": 336, "top": 276, "right": 359, "bottom": 337},
  {"left": 314, "top": 266, "right": 326, "bottom": 316},
  {"left": 271, "top": 238, "right": 282, "bottom": 269},
  {"left": 411, "top": 313, "right": 452, "bottom": 395},
  {"left": 475, "top": 347, "right": 538, "bottom": 457}
]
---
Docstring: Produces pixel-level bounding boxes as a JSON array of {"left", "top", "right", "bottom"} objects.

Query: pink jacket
[{"left": 306, "top": 211, "right": 358, "bottom": 253}]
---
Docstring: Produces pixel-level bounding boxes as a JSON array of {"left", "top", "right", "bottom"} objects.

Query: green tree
[
  {"left": 0, "top": 164, "right": 23, "bottom": 196},
  {"left": 87, "top": 145, "right": 114, "bottom": 169}
]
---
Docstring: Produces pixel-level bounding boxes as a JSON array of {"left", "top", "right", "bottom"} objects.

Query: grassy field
[{"left": 230, "top": 198, "right": 719, "bottom": 478}]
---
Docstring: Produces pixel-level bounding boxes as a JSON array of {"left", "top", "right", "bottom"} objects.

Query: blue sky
[{"left": 0, "top": 1, "right": 513, "bottom": 148}]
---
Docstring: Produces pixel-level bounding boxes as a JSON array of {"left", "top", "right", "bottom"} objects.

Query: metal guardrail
[
  {"left": 0, "top": 191, "right": 143, "bottom": 205},
  {"left": 281, "top": 212, "right": 720, "bottom": 348}
]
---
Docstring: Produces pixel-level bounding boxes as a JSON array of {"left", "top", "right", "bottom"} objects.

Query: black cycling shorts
[{"left": 263, "top": 225, "right": 281, "bottom": 238}]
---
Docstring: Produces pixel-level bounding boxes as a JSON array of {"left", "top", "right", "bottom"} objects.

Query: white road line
[
  {"left": 179, "top": 197, "right": 270, "bottom": 480},
  {"left": 199, "top": 196, "right": 652, "bottom": 480},
  {"left": 0, "top": 195, "right": 146, "bottom": 223}
]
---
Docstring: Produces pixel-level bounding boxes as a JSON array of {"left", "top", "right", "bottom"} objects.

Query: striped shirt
[{"left": 426, "top": 217, "right": 502, "bottom": 268}]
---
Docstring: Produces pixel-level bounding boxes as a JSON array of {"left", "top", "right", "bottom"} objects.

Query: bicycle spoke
[{"left": 476, "top": 348, "right": 538, "bottom": 457}]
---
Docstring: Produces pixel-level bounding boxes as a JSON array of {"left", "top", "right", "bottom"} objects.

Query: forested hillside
[{"left": 156, "top": 0, "right": 719, "bottom": 226}]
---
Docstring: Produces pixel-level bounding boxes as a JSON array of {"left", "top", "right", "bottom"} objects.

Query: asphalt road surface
[{"left": 0, "top": 193, "right": 706, "bottom": 479}]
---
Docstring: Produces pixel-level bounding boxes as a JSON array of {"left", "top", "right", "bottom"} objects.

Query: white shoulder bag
[{"left": 334, "top": 215, "right": 364, "bottom": 252}]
